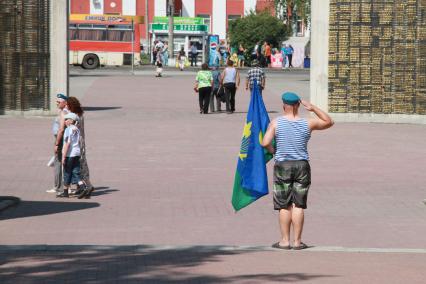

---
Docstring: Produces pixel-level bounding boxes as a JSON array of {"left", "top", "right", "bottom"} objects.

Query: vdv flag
[{"left": 232, "top": 80, "right": 273, "bottom": 211}]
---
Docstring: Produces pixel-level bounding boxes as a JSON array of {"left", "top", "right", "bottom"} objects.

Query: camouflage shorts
[{"left": 273, "top": 160, "right": 311, "bottom": 210}]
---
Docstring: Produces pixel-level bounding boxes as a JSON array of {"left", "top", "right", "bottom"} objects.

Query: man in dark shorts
[{"left": 262, "top": 92, "right": 334, "bottom": 250}]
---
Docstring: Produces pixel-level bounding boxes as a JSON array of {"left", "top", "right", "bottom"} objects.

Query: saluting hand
[{"left": 300, "top": 100, "right": 314, "bottom": 111}]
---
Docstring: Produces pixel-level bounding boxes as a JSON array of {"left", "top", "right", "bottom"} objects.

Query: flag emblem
[{"left": 239, "top": 122, "right": 252, "bottom": 161}]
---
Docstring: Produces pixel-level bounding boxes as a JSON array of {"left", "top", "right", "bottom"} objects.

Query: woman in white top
[{"left": 220, "top": 59, "right": 240, "bottom": 113}]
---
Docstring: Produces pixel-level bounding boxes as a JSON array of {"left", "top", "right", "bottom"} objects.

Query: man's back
[
  {"left": 247, "top": 67, "right": 265, "bottom": 88},
  {"left": 274, "top": 116, "right": 310, "bottom": 162}
]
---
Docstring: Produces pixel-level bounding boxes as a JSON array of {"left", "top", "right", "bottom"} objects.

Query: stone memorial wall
[
  {"left": 328, "top": 0, "right": 425, "bottom": 115},
  {"left": 0, "top": 1, "right": 50, "bottom": 113}
]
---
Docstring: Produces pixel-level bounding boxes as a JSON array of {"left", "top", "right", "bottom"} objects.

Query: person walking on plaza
[
  {"left": 177, "top": 47, "right": 186, "bottom": 71},
  {"left": 155, "top": 47, "right": 163, "bottom": 77},
  {"left": 221, "top": 59, "right": 240, "bottom": 114},
  {"left": 261, "top": 92, "right": 334, "bottom": 250},
  {"left": 66, "top": 96, "right": 94, "bottom": 198},
  {"left": 287, "top": 44, "right": 294, "bottom": 68},
  {"left": 47, "top": 94, "right": 69, "bottom": 193},
  {"left": 210, "top": 66, "right": 221, "bottom": 112},
  {"left": 219, "top": 40, "right": 228, "bottom": 66},
  {"left": 237, "top": 44, "right": 246, "bottom": 67},
  {"left": 246, "top": 59, "right": 265, "bottom": 95},
  {"left": 162, "top": 41, "right": 169, "bottom": 67},
  {"left": 57, "top": 112, "right": 88, "bottom": 198},
  {"left": 264, "top": 42, "right": 272, "bottom": 68},
  {"left": 152, "top": 41, "right": 158, "bottom": 65},
  {"left": 194, "top": 63, "right": 213, "bottom": 114},
  {"left": 281, "top": 44, "right": 288, "bottom": 69},
  {"left": 190, "top": 43, "right": 198, "bottom": 67}
]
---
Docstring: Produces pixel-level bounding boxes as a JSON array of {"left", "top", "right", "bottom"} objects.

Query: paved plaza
[{"left": 0, "top": 67, "right": 425, "bottom": 283}]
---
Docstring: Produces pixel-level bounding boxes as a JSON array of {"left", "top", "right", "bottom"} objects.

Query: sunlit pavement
[{"left": 0, "top": 69, "right": 425, "bottom": 283}]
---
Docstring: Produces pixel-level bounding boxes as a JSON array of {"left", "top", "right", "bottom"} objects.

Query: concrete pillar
[
  {"left": 185, "top": 35, "right": 189, "bottom": 54},
  {"left": 310, "top": 0, "right": 329, "bottom": 111},
  {"left": 155, "top": 0, "right": 167, "bottom": 16},
  {"left": 244, "top": 0, "right": 257, "bottom": 15},
  {"left": 212, "top": 0, "right": 227, "bottom": 40},
  {"left": 49, "top": 0, "right": 69, "bottom": 114},
  {"left": 182, "top": 0, "right": 195, "bottom": 17}
]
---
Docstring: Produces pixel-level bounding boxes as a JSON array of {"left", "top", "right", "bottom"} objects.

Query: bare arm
[
  {"left": 55, "top": 111, "right": 65, "bottom": 153},
  {"left": 300, "top": 100, "right": 334, "bottom": 131},
  {"left": 236, "top": 70, "right": 240, "bottom": 88},
  {"left": 220, "top": 70, "right": 225, "bottom": 85},
  {"left": 62, "top": 141, "right": 69, "bottom": 165},
  {"left": 245, "top": 77, "right": 249, "bottom": 90},
  {"left": 261, "top": 119, "right": 277, "bottom": 154}
]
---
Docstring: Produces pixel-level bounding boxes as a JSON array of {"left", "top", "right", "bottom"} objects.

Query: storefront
[{"left": 149, "top": 17, "right": 208, "bottom": 65}]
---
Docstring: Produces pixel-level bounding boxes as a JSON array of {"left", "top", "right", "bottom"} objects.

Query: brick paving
[{"left": 0, "top": 68, "right": 425, "bottom": 282}]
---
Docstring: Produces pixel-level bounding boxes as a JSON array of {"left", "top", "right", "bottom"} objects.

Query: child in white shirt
[{"left": 57, "top": 112, "right": 88, "bottom": 198}]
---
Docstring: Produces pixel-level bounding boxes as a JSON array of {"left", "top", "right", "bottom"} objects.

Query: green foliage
[
  {"left": 228, "top": 11, "right": 289, "bottom": 57},
  {"left": 274, "top": 0, "right": 311, "bottom": 26},
  {"left": 140, "top": 53, "right": 150, "bottom": 65}
]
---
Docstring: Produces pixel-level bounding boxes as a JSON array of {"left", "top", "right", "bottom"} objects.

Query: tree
[
  {"left": 274, "top": 0, "right": 311, "bottom": 34},
  {"left": 228, "top": 11, "right": 289, "bottom": 58}
]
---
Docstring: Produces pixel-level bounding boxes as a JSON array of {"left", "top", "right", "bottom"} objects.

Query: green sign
[
  {"left": 151, "top": 23, "right": 208, "bottom": 32},
  {"left": 153, "top": 16, "right": 204, "bottom": 25}
]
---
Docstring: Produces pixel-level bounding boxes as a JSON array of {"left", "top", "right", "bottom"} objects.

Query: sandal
[
  {"left": 292, "top": 242, "right": 308, "bottom": 250},
  {"left": 272, "top": 242, "right": 292, "bottom": 250}
]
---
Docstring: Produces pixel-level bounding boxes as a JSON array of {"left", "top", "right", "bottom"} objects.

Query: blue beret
[
  {"left": 56, "top": 93, "right": 68, "bottom": 101},
  {"left": 282, "top": 92, "right": 300, "bottom": 105}
]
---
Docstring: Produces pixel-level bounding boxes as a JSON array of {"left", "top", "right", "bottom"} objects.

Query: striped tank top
[{"left": 275, "top": 116, "right": 311, "bottom": 162}]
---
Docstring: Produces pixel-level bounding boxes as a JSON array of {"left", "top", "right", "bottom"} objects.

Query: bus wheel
[{"left": 82, "top": 54, "right": 99, "bottom": 69}]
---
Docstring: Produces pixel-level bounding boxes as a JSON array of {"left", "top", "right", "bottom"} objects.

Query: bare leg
[
  {"left": 291, "top": 204, "right": 305, "bottom": 247},
  {"left": 278, "top": 207, "right": 292, "bottom": 246}
]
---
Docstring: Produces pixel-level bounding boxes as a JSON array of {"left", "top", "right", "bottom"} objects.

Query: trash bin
[{"left": 304, "top": 57, "right": 310, "bottom": 68}]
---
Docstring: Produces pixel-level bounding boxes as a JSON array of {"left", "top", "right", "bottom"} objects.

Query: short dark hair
[
  {"left": 227, "top": 60, "right": 234, "bottom": 66},
  {"left": 201, "top": 63, "right": 209, "bottom": 70}
]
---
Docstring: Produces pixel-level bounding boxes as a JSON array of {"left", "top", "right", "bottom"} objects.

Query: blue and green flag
[{"left": 232, "top": 81, "right": 273, "bottom": 211}]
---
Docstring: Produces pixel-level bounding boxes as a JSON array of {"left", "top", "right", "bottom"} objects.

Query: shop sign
[
  {"left": 153, "top": 17, "right": 204, "bottom": 25},
  {"left": 70, "top": 14, "right": 144, "bottom": 23},
  {"left": 151, "top": 23, "right": 207, "bottom": 32}
]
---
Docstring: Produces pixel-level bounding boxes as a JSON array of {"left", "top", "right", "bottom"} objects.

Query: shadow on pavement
[
  {"left": 0, "top": 247, "right": 338, "bottom": 283},
  {"left": 90, "top": 186, "right": 119, "bottom": 197},
  {"left": 83, "top": 106, "right": 122, "bottom": 111},
  {"left": 0, "top": 200, "right": 100, "bottom": 220}
]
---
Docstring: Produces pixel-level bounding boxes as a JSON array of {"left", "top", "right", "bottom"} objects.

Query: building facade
[{"left": 70, "top": 0, "right": 275, "bottom": 40}]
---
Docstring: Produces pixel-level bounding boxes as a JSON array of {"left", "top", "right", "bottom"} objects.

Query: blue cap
[
  {"left": 281, "top": 92, "right": 300, "bottom": 105},
  {"left": 57, "top": 93, "right": 68, "bottom": 101}
]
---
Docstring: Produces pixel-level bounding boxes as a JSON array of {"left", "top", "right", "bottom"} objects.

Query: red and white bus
[{"left": 69, "top": 14, "right": 143, "bottom": 69}]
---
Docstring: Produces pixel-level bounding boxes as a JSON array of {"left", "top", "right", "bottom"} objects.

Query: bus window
[
  {"left": 69, "top": 24, "right": 78, "bottom": 40},
  {"left": 93, "top": 24, "right": 107, "bottom": 29},
  {"left": 78, "top": 24, "right": 93, "bottom": 29},
  {"left": 78, "top": 29, "right": 106, "bottom": 41},
  {"left": 108, "top": 25, "right": 132, "bottom": 30},
  {"left": 107, "top": 30, "right": 132, "bottom": 42},
  {"left": 75, "top": 24, "right": 106, "bottom": 41}
]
